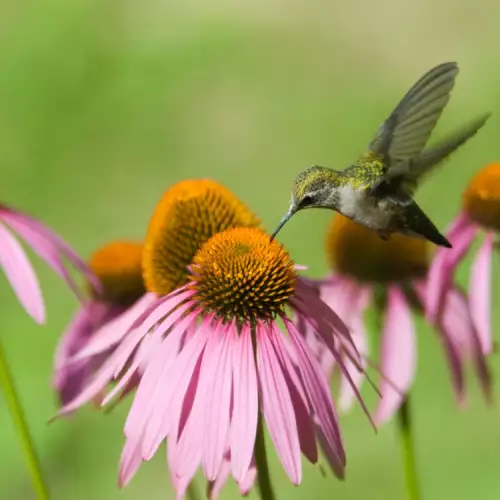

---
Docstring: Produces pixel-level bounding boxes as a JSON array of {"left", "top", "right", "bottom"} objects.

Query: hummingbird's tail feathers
[
  {"left": 405, "top": 201, "right": 453, "bottom": 248},
  {"left": 413, "top": 112, "right": 491, "bottom": 172}
]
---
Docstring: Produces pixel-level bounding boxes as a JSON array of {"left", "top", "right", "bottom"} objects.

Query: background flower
[
  {"left": 0, "top": 205, "right": 95, "bottom": 323},
  {"left": 53, "top": 240, "right": 147, "bottom": 406},
  {"left": 428, "top": 162, "right": 500, "bottom": 356},
  {"left": 314, "top": 214, "right": 490, "bottom": 425}
]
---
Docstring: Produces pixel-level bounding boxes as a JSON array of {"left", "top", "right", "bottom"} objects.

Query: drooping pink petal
[
  {"left": 101, "top": 332, "right": 162, "bottom": 406},
  {"left": 337, "top": 285, "right": 372, "bottom": 412},
  {"left": 426, "top": 213, "right": 479, "bottom": 323},
  {"left": 203, "top": 324, "right": 234, "bottom": 480},
  {"left": 118, "top": 439, "right": 143, "bottom": 488},
  {"left": 230, "top": 324, "right": 258, "bottom": 482},
  {"left": 319, "top": 276, "right": 361, "bottom": 325},
  {"left": 238, "top": 462, "right": 257, "bottom": 495},
  {"left": 285, "top": 319, "right": 345, "bottom": 474},
  {"left": 314, "top": 418, "right": 345, "bottom": 479},
  {"left": 1, "top": 208, "right": 101, "bottom": 293},
  {"left": 270, "top": 324, "right": 318, "bottom": 465},
  {"left": 295, "top": 295, "right": 375, "bottom": 429},
  {"left": 169, "top": 353, "right": 206, "bottom": 493},
  {"left": 0, "top": 222, "right": 44, "bottom": 323},
  {"left": 375, "top": 286, "right": 416, "bottom": 426},
  {"left": 53, "top": 301, "right": 114, "bottom": 405},
  {"left": 256, "top": 323, "right": 301, "bottom": 484},
  {"left": 434, "top": 287, "right": 467, "bottom": 406},
  {"left": 140, "top": 319, "right": 210, "bottom": 460},
  {"left": 295, "top": 278, "right": 353, "bottom": 350},
  {"left": 208, "top": 455, "right": 231, "bottom": 500},
  {"left": 54, "top": 325, "right": 149, "bottom": 417},
  {"left": 469, "top": 231, "right": 494, "bottom": 354},
  {"left": 1, "top": 209, "right": 99, "bottom": 298},
  {"left": 124, "top": 312, "right": 205, "bottom": 438},
  {"left": 71, "top": 293, "right": 158, "bottom": 361}
]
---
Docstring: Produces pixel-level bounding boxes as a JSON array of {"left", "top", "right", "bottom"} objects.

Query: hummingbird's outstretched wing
[
  {"left": 367, "top": 61, "right": 459, "bottom": 166},
  {"left": 391, "top": 113, "right": 491, "bottom": 196}
]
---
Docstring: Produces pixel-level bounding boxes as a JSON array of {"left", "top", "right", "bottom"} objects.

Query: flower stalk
[
  {"left": 397, "top": 397, "right": 420, "bottom": 500},
  {"left": 0, "top": 338, "right": 49, "bottom": 499},
  {"left": 255, "top": 414, "right": 277, "bottom": 500}
]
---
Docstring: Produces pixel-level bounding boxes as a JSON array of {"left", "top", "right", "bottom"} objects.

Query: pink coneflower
[
  {"left": 0, "top": 205, "right": 96, "bottom": 323},
  {"left": 53, "top": 240, "right": 151, "bottom": 406},
  {"left": 56, "top": 180, "right": 369, "bottom": 499},
  {"left": 315, "top": 214, "right": 490, "bottom": 426},
  {"left": 428, "top": 162, "right": 500, "bottom": 355}
]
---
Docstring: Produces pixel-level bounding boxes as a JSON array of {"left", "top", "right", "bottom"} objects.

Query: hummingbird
[{"left": 271, "top": 62, "right": 491, "bottom": 248}]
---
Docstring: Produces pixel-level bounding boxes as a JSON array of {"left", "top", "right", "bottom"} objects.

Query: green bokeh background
[{"left": 1, "top": 1, "right": 499, "bottom": 498}]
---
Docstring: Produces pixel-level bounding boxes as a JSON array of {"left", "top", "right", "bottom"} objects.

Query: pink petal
[
  {"left": 285, "top": 319, "right": 345, "bottom": 474},
  {"left": 170, "top": 372, "right": 205, "bottom": 491},
  {"left": 54, "top": 325, "right": 147, "bottom": 417},
  {"left": 339, "top": 313, "right": 369, "bottom": 412},
  {"left": 426, "top": 213, "right": 478, "bottom": 323},
  {"left": 140, "top": 319, "right": 210, "bottom": 460},
  {"left": 1, "top": 209, "right": 98, "bottom": 298},
  {"left": 469, "top": 231, "right": 494, "bottom": 354},
  {"left": 118, "top": 439, "right": 143, "bottom": 487},
  {"left": 270, "top": 325, "right": 318, "bottom": 465},
  {"left": 101, "top": 332, "right": 162, "bottom": 406},
  {"left": 337, "top": 286, "right": 371, "bottom": 412},
  {"left": 209, "top": 456, "right": 231, "bottom": 500},
  {"left": 203, "top": 324, "right": 234, "bottom": 480},
  {"left": 295, "top": 278, "right": 353, "bottom": 348},
  {"left": 295, "top": 295, "right": 375, "bottom": 429},
  {"left": 238, "top": 463, "right": 257, "bottom": 495},
  {"left": 124, "top": 312, "right": 201, "bottom": 438},
  {"left": 53, "top": 301, "right": 114, "bottom": 404},
  {"left": 434, "top": 287, "right": 467, "bottom": 405},
  {"left": 256, "top": 323, "right": 301, "bottom": 484},
  {"left": 71, "top": 294, "right": 158, "bottom": 361},
  {"left": 230, "top": 324, "right": 258, "bottom": 482},
  {"left": 0, "top": 223, "right": 44, "bottom": 323},
  {"left": 375, "top": 286, "right": 416, "bottom": 426}
]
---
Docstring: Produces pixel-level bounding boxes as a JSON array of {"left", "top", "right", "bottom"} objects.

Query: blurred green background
[{"left": 1, "top": 0, "right": 500, "bottom": 498}]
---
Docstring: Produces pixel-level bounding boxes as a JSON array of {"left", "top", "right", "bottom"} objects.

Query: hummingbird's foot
[{"left": 378, "top": 231, "right": 390, "bottom": 242}]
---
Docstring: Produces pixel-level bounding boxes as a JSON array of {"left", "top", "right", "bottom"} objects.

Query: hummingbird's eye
[{"left": 301, "top": 195, "right": 314, "bottom": 207}]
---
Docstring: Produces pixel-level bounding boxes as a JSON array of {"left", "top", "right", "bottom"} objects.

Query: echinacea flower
[
  {"left": 54, "top": 179, "right": 262, "bottom": 410},
  {"left": 53, "top": 240, "right": 148, "bottom": 406},
  {"left": 314, "top": 214, "right": 490, "bottom": 425},
  {"left": 57, "top": 180, "right": 368, "bottom": 499},
  {"left": 0, "top": 204, "right": 96, "bottom": 323},
  {"left": 428, "top": 162, "right": 500, "bottom": 355}
]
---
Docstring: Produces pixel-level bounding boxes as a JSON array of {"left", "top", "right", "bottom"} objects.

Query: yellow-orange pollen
[
  {"left": 142, "top": 179, "right": 261, "bottom": 296},
  {"left": 89, "top": 241, "right": 145, "bottom": 305},
  {"left": 326, "top": 215, "right": 431, "bottom": 283},
  {"left": 463, "top": 163, "right": 500, "bottom": 231},
  {"left": 188, "top": 227, "right": 296, "bottom": 322}
]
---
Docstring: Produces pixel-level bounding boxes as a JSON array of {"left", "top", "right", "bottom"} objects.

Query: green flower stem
[
  {"left": 397, "top": 397, "right": 420, "bottom": 500},
  {"left": 255, "top": 415, "right": 277, "bottom": 500},
  {"left": 0, "top": 338, "right": 49, "bottom": 500}
]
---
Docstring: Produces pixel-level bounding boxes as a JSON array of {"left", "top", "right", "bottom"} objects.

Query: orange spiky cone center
[
  {"left": 89, "top": 241, "right": 145, "bottom": 305},
  {"left": 188, "top": 227, "right": 296, "bottom": 321},
  {"left": 143, "top": 179, "right": 261, "bottom": 296},
  {"left": 463, "top": 163, "right": 500, "bottom": 231}
]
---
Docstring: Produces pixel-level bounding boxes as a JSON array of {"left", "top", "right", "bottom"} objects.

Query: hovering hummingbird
[{"left": 271, "top": 62, "right": 491, "bottom": 248}]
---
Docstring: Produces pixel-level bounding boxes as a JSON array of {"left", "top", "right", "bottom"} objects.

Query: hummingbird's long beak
[{"left": 270, "top": 209, "right": 295, "bottom": 241}]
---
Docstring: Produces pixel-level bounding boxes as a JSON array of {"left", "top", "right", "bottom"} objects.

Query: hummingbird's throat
[
  {"left": 326, "top": 215, "right": 431, "bottom": 282},
  {"left": 463, "top": 163, "right": 500, "bottom": 232}
]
